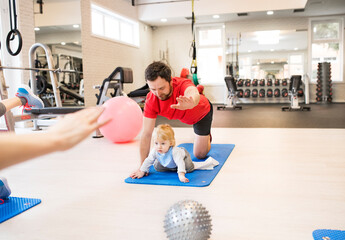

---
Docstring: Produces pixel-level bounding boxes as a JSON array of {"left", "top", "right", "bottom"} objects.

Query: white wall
[
  {"left": 35, "top": 0, "right": 81, "bottom": 27},
  {"left": 80, "top": 0, "right": 153, "bottom": 106}
]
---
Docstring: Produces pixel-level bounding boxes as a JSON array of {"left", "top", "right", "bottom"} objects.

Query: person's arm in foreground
[
  {"left": 0, "top": 107, "right": 108, "bottom": 170},
  {"left": 170, "top": 86, "right": 200, "bottom": 110}
]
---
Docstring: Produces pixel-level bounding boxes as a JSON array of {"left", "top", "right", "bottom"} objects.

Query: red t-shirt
[{"left": 143, "top": 77, "right": 210, "bottom": 125}]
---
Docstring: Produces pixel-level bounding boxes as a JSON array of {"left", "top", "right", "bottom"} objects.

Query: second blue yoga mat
[
  {"left": 0, "top": 196, "right": 41, "bottom": 223},
  {"left": 125, "top": 143, "right": 235, "bottom": 187},
  {"left": 313, "top": 229, "right": 345, "bottom": 240}
]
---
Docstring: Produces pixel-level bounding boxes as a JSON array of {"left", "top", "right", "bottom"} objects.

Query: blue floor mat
[
  {"left": 313, "top": 229, "right": 345, "bottom": 240},
  {"left": 0, "top": 197, "right": 41, "bottom": 223},
  {"left": 125, "top": 143, "right": 235, "bottom": 187}
]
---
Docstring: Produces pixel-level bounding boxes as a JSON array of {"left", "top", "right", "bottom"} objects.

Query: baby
[{"left": 130, "top": 124, "right": 218, "bottom": 183}]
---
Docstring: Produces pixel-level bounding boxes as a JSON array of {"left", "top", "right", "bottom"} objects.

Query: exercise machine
[
  {"left": 0, "top": 43, "right": 135, "bottom": 132},
  {"left": 217, "top": 76, "right": 242, "bottom": 110},
  {"left": 282, "top": 75, "right": 311, "bottom": 111}
]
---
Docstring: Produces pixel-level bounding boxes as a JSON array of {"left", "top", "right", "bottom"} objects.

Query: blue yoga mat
[
  {"left": 313, "top": 229, "right": 345, "bottom": 240},
  {"left": 0, "top": 197, "right": 41, "bottom": 223},
  {"left": 125, "top": 143, "right": 235, "bottom": 187}
]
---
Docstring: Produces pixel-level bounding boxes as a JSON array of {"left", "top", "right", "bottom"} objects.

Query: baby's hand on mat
[
  {"left": 178, "top": 172, "right": 189, "bottom": 183},
  {"left": 130, "top": 170, "right": 147, "bottom": 179}
]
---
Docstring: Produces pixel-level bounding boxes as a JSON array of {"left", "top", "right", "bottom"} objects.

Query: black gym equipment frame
[{"left": 281, "top": 75, "right": 311, "bottom": 112}]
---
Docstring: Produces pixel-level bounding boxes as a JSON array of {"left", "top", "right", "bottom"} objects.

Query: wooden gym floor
[{"left": 0, "top": 126, "right": 344, "bottom": 239}]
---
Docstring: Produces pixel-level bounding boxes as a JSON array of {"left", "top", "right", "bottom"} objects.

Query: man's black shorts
[{"left": 193, "top": 101, "right": 213, "bottom": 136}]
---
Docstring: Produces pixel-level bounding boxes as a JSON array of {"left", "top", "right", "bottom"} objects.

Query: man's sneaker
[
  {"left": 0, "top": 177, "right": 11, "bottom": 199},
  {"left": 15, "top": 85, "right": 44, "bottom": 111}
]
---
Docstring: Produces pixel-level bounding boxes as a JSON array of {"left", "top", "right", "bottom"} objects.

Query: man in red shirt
[{"left": 130, "top": 62, "right": 213, "bottom": 178}]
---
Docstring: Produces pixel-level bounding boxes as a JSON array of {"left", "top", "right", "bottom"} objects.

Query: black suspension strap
[
  {"left": 6, "top": 0, "right": 23, "bottom": 56},
  {"left": 190, "top": 0, "right": 198, "bottom": 85}
]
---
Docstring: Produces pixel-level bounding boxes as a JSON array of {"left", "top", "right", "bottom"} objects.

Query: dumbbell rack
[
  {"left": 316, "top": 62, "right": 332, "bottom": 103},
  {"left": 235, "top": 78, "right": 306, "bottom": 104}
]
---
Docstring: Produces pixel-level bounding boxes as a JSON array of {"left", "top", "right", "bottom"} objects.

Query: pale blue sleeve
[{"left": 140, "top": 149, "right": 157, "bottom": 173}]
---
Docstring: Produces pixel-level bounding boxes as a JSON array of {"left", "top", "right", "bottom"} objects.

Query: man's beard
[{"left": 157, "top": 85, "right": 173, "bottom": 101}]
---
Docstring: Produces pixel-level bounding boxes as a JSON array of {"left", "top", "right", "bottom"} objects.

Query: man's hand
[
  {"left": 130, "top": 169, "right": 147, "bottom": 179},
  {"left": 170, "top": 95, "right": 195, "bottom": 110}
]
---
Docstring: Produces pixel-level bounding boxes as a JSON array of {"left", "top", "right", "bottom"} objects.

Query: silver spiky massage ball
[{"left": 163, "top": 200, "right": 212, "bottom": 240}]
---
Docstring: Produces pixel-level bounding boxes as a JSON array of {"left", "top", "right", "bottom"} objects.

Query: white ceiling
[
  {"left": 136, "top": 0, "right": 345, "bottom": 26},
  {"left": 35, "top": 0, "right": 344, "bottom": 52}
]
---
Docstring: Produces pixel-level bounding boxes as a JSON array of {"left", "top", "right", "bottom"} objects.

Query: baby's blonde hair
[{"left": 154, "top": 124, "right": 176, "bottom": 146}]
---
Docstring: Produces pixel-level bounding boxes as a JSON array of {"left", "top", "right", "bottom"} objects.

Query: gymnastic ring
[{"left": 6, "top": 29, "right": 23, "bottom": 56}]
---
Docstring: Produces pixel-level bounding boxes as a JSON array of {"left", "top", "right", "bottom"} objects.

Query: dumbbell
[
  {"left": 245, "top": 79, "right": 251, "bottom": 87},
  {"left": 297, "top": 88, "right": 304, "bottom": 97},
  {"left": 267, "top": 89, "right": 273, "bottom": 97},
  {"left": 252, "top": 89, "right": 258, "bottom": 98},
  {"left": 274, "top": 79, "right": 280, "bottom": 86},
  {"left": 259, "top": 79, "right": 265, "bottom": 86},
  {"left": 237, "top": 79, "right": 244, "bottom": 87},
  {"left": 237, "top": 89, "right": 244, "bottom": 98},
  {"left": 316, "top": 91, "right": 322, "bottom": 97},
  {"left": 316, "top": 97, "right": 322, "bottom": 102},
  {"left": 259, "top": 89, "right": 265, "bottom": 98},
  {"left": 244, "top": 89, "right": 251, "bottom": 98},
  {"left": 267, "top": 79, "right": 273, "bottom": 86},
  {"left": 282, "top": 79, "right": 288, "bottom": 86},
  {"left": 282, "top": 88, "right": 288, "bottom": 97},
  {"left": 252, "top": 79, "right": 258, "bottom": 86},
  {"left": 274, "top": 89, "right": 280, "bottom": 97},
  {"left": 327, "top": 97, "right": 332, "bottom": 102}
]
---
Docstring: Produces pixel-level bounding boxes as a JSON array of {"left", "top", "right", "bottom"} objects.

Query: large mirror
[
  {"left": 226, "top": 29, "right": 308, "bottom": 80},
  {"left": 34, "top": 1, "right": 83, "bottom": 107}
]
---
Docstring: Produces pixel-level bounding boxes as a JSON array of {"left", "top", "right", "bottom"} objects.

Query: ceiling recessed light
[
  {"left": 270, "top": 49, "right": 274, "bottom": 52},
  {"left": 248, "top": 50, "right": 252, "bottom": 53},
  {"left": 73, "top": 24, "right": 79, "bottom": 28},
  {"left": 34, "top": 27, "right": 40, "bottom": 31},
  {"left": 267, "top": 11, "right": 274, "bottom": 15},
  {"left": 61, "top": 42, "right": 66, "bottom": 45},
  {"left": 213, "top": 15, "right": 220, "bottom": 19},
  {"left": 161, "top": 18, "right": 167, "bottom": 22},
  {"left": 271, "top": 61, "right": 275, "bottom": 64},
  {"left": 294, "top": 47, "right": 299, "bottom": 50}
]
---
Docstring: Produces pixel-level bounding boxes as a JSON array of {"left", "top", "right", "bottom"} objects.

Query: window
[
  {"left": 91, "top": 3, "right": 139, "bottom": 47},
  {"left": 196, "top": 25, "right": 225, "bottom": 85},
  {"left": 309, "top": 18, "right": 343, "bottom": 82},
  {"left": 289, "top": 54, "right": 304, "bottom": 76}
]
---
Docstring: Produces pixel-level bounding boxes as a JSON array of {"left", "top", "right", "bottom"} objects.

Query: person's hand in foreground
[
  {"left": 48, "top": 107, "right": 110, "bottom": 151},
  {"left": 0, "top": 107, "right": 110, "bottom": 170}
]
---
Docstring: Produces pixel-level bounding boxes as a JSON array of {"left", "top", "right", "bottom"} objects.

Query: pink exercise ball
[{"left": 98, "top": 96, "right": 143, "bottom": 143}]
